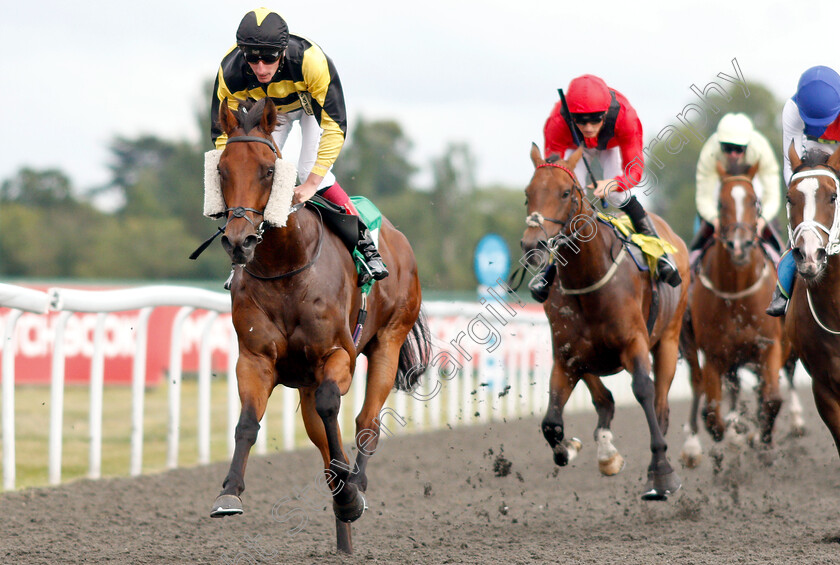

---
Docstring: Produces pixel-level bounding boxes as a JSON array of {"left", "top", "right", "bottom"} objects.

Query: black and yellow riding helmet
[{"left": 236, "top": 8, "right": 289, "bottom": 59}]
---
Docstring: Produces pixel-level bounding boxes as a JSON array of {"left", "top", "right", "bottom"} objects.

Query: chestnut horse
[
  {"left": 679, "top": 162, "right": 792, "bottom": 467},
  {"left": 209, "top": 98, "right": 430, "bottom": 554},
  {"left": 520, "top": 144, "right": 689, "bottom": 500},
  {"left": 784, "top": 143, "right": 840, "bottom": 460}
]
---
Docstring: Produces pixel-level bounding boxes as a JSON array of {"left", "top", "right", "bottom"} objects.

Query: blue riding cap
[{"left": 794, "top": 65, "right": 840, "bottom": 137}]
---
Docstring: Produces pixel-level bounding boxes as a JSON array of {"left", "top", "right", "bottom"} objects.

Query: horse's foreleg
[
  {"left": 757, "top": 343, "right": 783, "bottom": 446},
  {"left": 315, "top": 350, "right": 366, "bottom": 527},
  {"left": 582, "top": 373, "right": 623, "bottom": 476},
  {"left": 812, "top": 378, "right": 840, "bottom": 459},
  {"left": 622, "top": 342, "right": 680, "bottom": 500},
  {"left": 299, "top": 388, "right": 353, "bottom": 554},
  {"left": 349, "top": 339, "right": 402, "bottom": 494},
  {"left": 211, "top": 355, "right": 273, "bottom": 517},
  {"left": 702, "top": 361, "right": 726, "bottom": 442},
  {"left": 542, "top": 361, "right": 581, "bottom": 467}
]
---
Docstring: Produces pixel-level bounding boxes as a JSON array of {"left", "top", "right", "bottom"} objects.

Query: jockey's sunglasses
[
  {"left": 720, "top": 142, "right": 746, "bottom": 154},
  {"left": 572, "top": 112, "right": 606, "bottom": 125},
  {"left": 242, "top": 48, "right": 282, "bottom": 64}
]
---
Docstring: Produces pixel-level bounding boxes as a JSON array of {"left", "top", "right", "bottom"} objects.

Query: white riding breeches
[{"left": 271, "top": 108, "right": 336, "bottom": 189}]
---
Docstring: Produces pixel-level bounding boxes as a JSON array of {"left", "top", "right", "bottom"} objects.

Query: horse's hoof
[
  {"left": 334, "top": 491, "right": 367, "bottom": 523},
  {"left": 680, "top": 434, "right": 703, "bottom": 469},
  {"left": 210, "top": 494, "right": 243, "bottom": 517},
  {"left": 598, "top": 453, "right": 625, "bottom": 476},
  {"left": 641, "top": 471, "right": 682, "bottom": 501},
  {"left": 552, "top": 437, "right": 581, "bottom": 466}
]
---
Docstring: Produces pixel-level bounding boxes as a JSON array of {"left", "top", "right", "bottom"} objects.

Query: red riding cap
[{"left": 566, "top": 75, "right": 611, "bottom": 113}]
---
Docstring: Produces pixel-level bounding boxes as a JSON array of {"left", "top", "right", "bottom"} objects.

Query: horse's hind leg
[
  {"left": 211, "top": 355, "right": 273, "bottom": 517},
  {"left": 652, "top": 337, "right": 680, "bottom": 435},
  {"left": 783, "top": 353, "right": 805, "bottom": 436},
  {"left": 348, "top": 337, "right": 403, "bottom": 493},
  {"left": 622, "top": 341, "right": 680, "bottom": 500},
  {"left": 582, "top": 373, "right": 623, "bottom": 476},
  {"left": 542, "top": 361, "right": 582, "bottom": 467},
  {"left": 680, "top": 344, "right": 704, "bottom": 468}
]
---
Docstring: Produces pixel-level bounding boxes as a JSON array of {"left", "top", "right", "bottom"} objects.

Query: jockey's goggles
[
  {"left": 241, "top": 47, "right": 282, "bottom": 64},
  {"left": 572, "top": 112, "right": 606, "bottom": 125},
  {"left": 720, "top": 142, "right": 747, "bottom": 154}
]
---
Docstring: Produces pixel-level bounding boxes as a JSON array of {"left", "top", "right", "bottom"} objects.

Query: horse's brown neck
[
  {"left": 248, "top": 209, "right": 316, "bottom": 278},
  {"left": 553, "top": 206, "right": 616, "bottom": 289}
]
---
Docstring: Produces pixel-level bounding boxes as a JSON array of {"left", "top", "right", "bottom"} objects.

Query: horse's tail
[{"left": 394, "top": 308, "right": 432, "bottom": 392}]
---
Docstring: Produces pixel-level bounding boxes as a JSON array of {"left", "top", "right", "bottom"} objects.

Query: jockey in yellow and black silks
[{"left": 210, "top": 8, "right": 387, "bottom": 285}]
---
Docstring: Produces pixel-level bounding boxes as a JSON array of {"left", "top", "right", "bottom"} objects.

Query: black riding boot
[
  {"left": 688, "top": 219, "right": 715, "bottom": 252},
  {"left": 765, "top": 285, "right": 789, "bottom": 317},
  {"left": 356, "top": 227, "right": 389, "bottom": 286},
  {"left": 620, "top": 196, "right": 682, "bottom": 287},
  {"left": 528, "top": 263, "right": 557, "bottom": 303}
]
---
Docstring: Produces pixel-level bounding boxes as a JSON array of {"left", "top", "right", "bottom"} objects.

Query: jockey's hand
[
  {"left": 293, "top": 176, "right": 322, "bottom": 204},
  {"left": 757, "top": 216, "right": 766, "bottom": 236},
  {"left": 712, "top": 218, "right": 720, "bottom": 233},
  {"left": 591, "top": 179, "right": 616, "bottom": 200}
]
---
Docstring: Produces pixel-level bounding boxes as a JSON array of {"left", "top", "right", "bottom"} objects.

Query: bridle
[
  {"left": 221, "top": 135, "right": 321, "bottom": 281},
  {"left": 787, "top": 163, "right": 840, "bottom": 256},
  {"left": 717, "top": 175, "right": 760, "bottom": 254},
  {"left": 526, "top": 162, "right": 595, "bottom": 250}
]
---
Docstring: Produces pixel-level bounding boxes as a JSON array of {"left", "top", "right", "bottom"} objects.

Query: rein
[
  {"left": 239, "top": 205, "right": 324, "bottom": 281},
  {"left": 696, "top": 260, "right": 771, "bottom": 300},
  {"left": 806, "top": 288, "right": 840, "bottom": 335}
]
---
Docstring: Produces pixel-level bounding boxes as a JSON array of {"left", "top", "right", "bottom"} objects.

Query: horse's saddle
[
  {"left": 596, "top": 212, "right": 680, "bottom": 336},
  {"left": 596, "top": 213, "right": 677, "bottom": 275},
  {"left": 307, "top": 195, "right": 384, "bottom": 290}
]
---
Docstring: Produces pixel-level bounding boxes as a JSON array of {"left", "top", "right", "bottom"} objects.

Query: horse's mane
[
  {"left": 231, "top": 98, "right": 274, "bottom": 132},
  {"left": 801, "top": 148, "right": 830, "bottom": 168},
  {"left": 725, "top": 161, "right": 751, "bottom": 176}
]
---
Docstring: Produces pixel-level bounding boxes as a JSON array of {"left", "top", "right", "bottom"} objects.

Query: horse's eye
[
  {"left": 562, "top": 190, "right": 571, "bottom": 199},
  {"left": 266, "top": 168, "right": 274, "bottom": 179},
  {"left": 831, "top": 193, "right": 837, "bottom": 204}
]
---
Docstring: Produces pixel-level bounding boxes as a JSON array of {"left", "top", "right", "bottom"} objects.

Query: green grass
[{"left": 2, "top": 367, "right": 539, "bottom": 490}]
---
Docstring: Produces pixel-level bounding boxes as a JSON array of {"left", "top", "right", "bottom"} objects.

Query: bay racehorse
[
  {"left": 679, "top": 162, "right": 793, "bottom": 468},
  {"left": 520, "top": 144, "right": 689, "bottom": 500},
  {"left": 784, "top": 143, "right": 840, "bottom": 460},
  {"left": 208, "top": 98, "right": 430, "bottom": 554}
]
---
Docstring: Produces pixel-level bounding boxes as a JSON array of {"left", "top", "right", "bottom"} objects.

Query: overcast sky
[{"left": 2, "top": 0, "right": 837, "bottom": 195}]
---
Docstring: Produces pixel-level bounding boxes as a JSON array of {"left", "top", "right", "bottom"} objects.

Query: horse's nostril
[
  {"left": 221, "top": 236, "right": 232, "bottom": 252},
  {"left": 817, "top": 248, "right": 827, "bottom": 263},
  {"left": 791, "top": 247, "right": 804, "bottom": 262},
  {"left": 242, "top": 235, "right": 259, "bottom": 250}
]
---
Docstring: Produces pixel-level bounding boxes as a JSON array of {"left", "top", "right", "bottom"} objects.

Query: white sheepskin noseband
[{"left": 203, "top": 149, "right": 298, "bottom": 227}]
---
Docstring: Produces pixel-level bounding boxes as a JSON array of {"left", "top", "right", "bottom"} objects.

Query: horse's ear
[
  {"left": 566, "top": 146, "right": 584, "bottom": 169},
  {"left": 827, "top": 143, "right": 840, "bottom": 172},
  {"left": 219, "top": 99, "right": 239, "bottom": 135},
  {"left": 747, "top": 160, "right": 760, "bottom": 180},
  {"left": 715, "top": 160, "right": 727, "bottom": 179},
  {"left": 260, "top": 97, "right": 278, "bottom": 135},
  {"left": 530, "top": 143, "right": 544, "bottom": 167},
  {"left": 788, "top": 140, "right": 801, "bottom": 171}
]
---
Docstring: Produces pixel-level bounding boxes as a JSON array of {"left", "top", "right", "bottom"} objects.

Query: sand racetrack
[{"left": 3, "top": 390, "right": 840, "bottom": 565}]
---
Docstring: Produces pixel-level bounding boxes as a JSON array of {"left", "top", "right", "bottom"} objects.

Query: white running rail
[{"left": 0, "top": 283, "right": 694, "bottom": 490}]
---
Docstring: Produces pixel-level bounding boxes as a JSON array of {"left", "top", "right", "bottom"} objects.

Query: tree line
[{"left": 0, "top": 81, "right": 784, "bottom": 291}]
